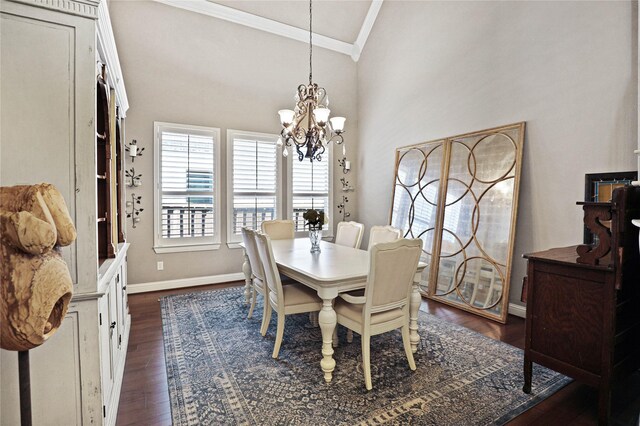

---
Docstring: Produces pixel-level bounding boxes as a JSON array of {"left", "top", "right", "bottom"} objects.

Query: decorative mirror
[{"left": 390, "top": 123, "right": 524, "bottom": 323}]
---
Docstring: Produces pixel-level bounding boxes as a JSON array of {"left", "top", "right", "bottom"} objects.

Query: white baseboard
[
  {"left": 127, "top": 272, "right": 245, "bottom": 294},
  {"left": 508, "top": 302, "right": 526, "bottom": 318}
]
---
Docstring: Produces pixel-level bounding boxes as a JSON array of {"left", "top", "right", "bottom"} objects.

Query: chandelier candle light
[{"left": 277, "top": 0, "right": 346, "bottom": 162}]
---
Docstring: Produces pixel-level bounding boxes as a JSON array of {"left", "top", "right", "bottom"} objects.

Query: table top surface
[{"left": 270, "top": 239, "right": 371, "bottom": 283}]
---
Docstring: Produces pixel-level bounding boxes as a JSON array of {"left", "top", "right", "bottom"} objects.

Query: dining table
[{"left": 241, "top": 237, "right": 427, "bottom": 384}]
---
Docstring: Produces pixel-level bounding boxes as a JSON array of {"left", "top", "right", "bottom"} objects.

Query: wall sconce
[
  {"left": 125, "top": 139, "right": 144, "bottom": 162},
  {"left": 340, "top": 177, "right": 354, "bottom": 192},
  {"left": 338, "top": 157, "right": 351, "bottom": 174},
  {"left": 126, "top": 193, "right": 143, "bottom": 228},
  {"left": 125, "top": 168, "right": 142, "bottom": 187},
  {"left": 337, "top": 196, "right": 351, "bottom": 221}
]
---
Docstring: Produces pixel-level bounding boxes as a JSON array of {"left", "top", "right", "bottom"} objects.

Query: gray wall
[
  {"left": 110, "top": 1, "right": 358, "bottom": 285},
  {"left": 356, "top": 1, "right": 637, "bottom": 307}
]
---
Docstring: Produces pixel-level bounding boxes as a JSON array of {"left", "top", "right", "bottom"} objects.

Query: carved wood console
[{"left": 523, "top": 186, "right": 640, "bottom": 425}]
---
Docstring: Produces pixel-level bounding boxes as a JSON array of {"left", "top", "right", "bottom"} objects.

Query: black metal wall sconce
[
  {"left": 126, "top": 193, "right": 143, "bottom": 228},
  {"left": 125, "top": 139, "right": 144, "bottom": 162}
]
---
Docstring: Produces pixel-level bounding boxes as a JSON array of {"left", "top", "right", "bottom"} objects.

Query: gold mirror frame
[{"left": 389, "top": 123, "right": 524, "bottom": 323}]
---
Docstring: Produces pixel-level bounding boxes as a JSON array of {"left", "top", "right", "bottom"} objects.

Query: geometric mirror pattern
[{"left": 391, "top": 123, "right": 524, "bottom": 323}]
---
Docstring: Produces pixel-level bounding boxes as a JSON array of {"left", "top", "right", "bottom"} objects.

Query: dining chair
[
  {"left": 335, "top": 221, "right": 365, "bottom": 249},
  {"left": 334, "top": 238, "right": 423, "bottom": 390},
  {"left": 241, "top": 227, "right": 272, "bottom": 336},
  {"left": 367, "top": 225, "right": 402, "bottom": 250},
  {"left": 261, "top": 220, "right": 295, "bottom": 240},
  {"left": 254, "top": 231, "right": 323, "bottom": 359}
]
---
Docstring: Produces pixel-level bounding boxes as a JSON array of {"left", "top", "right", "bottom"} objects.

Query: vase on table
[{"left": 309, "top": 229, "right": 321, "bottom": 253}]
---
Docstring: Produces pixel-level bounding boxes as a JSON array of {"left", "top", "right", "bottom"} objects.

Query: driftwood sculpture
[{"left": 0, "top": 184, "right": 77, "bottom": 351}]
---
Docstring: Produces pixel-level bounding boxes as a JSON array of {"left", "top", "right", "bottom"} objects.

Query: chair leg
[
  {"left": 346, "top": 329, "right": 353, "bottom": 343},
  {"left": 272, "top": 312, "right": 285, "bottom": 359},
  {"left": 401, "top": 324, "right": 416, "bottom": 371},
  {"left": 362, "top": 333, "right": 372, "bottom": 390},
  {"left": 332, "top": 325, "right": 339, "bottom": 347},
  {"left": 309, "top": 312, "right": 319, "bottom": 327},
  {"left": 260, "top": 300, "right": 272, "bottom": 337},
  {"left": 247, "top": 286, "right": 257, "bottom": 319}
]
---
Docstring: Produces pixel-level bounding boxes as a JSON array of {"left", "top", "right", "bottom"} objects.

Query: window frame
[
  {"left": 153, "top": 121, "right": 222, "bottom": 254},
  {"left": 286, "top": 143, "right": 334, "bottom": 238},
  {"left": 226, "top": 129, "right": 282, "bottom": 248}
]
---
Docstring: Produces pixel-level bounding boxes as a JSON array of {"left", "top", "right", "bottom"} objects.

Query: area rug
[{"left": 161, "top": 287, "right": 570, "bottom": 425}]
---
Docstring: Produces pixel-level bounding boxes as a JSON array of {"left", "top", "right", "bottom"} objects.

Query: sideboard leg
[
  {"left": 597, "top": 384, "right": 611, "bottom": 426},
  {"left": 523, "top": 356, "right": 532, "bottom": 393}
]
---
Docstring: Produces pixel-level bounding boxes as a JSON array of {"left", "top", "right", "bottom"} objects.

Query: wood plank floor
[{"left": 116, "top": 282, "right": 639, "bottom": 426}]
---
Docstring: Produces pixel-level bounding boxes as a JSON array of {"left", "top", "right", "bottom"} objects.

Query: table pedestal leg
[
  {"left": 319, "top": 298, "right": 337, "bottom": 383},
  {"left": 242, "top": 250, "right": 252, "bottom": 305},
  {"left": 409, "top": 281, "right": 421, "bottom": 353}
]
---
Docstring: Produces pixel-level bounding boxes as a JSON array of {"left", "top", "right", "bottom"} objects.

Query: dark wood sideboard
[{"left": 522, "top": 186, "right": 640, "bottom": 425}]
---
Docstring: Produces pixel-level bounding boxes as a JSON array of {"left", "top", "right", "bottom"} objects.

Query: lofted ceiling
[
  {"left": 152, "top": 0, "right": 383, "bottom": 61},
  {"left": 212, "top": 0, "right": 372, "bottom": 44}
]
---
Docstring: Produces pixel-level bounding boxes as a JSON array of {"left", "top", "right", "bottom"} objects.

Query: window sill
[
  {"left": 153, "top": 243, "right": 221, "bottom": 254},
  {"left": 227, "top": 242, "right": 243, "bottom": 249}
]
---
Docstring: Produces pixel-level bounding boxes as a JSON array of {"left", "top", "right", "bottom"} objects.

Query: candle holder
[
  {"left": 125, "top": 139, "right": 144, "bottom": 162},
  {"left": 125, "top": 168, "right": 142, "bottom": 187},
  {"left": 338, "top": 157, "right": 351, "bottom": 174},
  {"left": 126, "top": 193, "right": 144, "bottom": 228}
]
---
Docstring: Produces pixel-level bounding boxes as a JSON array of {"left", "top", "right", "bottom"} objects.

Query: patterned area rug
[{"left": 161, "top": 287, "right": 570, "bottom": 425}]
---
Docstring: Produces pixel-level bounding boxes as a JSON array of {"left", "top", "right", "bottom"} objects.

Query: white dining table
[{"left": 241, "top": 238, "right": 427, "bottom": 383}]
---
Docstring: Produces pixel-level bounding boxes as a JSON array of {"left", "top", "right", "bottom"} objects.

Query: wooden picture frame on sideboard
[{"left": 583, "top": 171, "right": 637, "bottom": 244}]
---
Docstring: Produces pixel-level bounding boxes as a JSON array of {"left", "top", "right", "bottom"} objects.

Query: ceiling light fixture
[{"left": 277, "top": 0, "right": 346, "bottom": 162}]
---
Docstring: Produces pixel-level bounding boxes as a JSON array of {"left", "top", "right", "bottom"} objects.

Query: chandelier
[{"left": 277, "top": 0, "right": 346, "bottom": 162}]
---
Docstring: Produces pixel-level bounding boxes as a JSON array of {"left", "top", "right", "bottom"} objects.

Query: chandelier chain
[{"left": 309, "top": 0, "right": 312, "bottom": 84}]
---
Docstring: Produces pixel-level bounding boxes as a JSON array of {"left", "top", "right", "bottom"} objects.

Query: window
[
  {"left": 153, "top": 122, "right": 221, "bottom": 253},
  {"left": 287, "top": 145, "right": 333, "bottom": 237},
  {"left": 227, "top": 130, "right": 281, "bottom": 246}
]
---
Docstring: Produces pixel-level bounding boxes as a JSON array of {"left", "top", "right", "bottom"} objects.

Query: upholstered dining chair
[
  {"left": 367, "top": 225, "right": 402, "bottom": 250},
  {"left": 254, "top": 231, "right": 323, "bottom": 359},
  {"left": 335, "top": 238, "right": 423, "bottom": 390},
  {"left": 335, "top": 221, "right": 365, "bottom": 249},
  {"left": 241, "top": 227, "right": 272, "bottom": 336},
  {"left": 261, "top": 220, "right": 295, "bottom": 240}
]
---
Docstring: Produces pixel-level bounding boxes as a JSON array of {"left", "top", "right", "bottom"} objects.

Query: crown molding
[
  {"left": 6, "top": 0, "right": 99, "bottom": 18},
  {"left": 152, "top": 0, "right": 383, "bottom": 62}
]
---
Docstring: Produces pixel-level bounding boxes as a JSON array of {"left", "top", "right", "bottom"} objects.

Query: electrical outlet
[{"left": 157, "top": 261, "right": 164, "bottom": 271}]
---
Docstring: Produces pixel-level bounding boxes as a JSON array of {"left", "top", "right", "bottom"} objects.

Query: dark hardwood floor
[{"left": 116, "top": 282, "right": 639, "bottom": 426}]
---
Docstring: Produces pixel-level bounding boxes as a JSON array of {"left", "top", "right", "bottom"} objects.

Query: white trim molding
[
  {"left": 127, "top": 272, "right": 245, "bottom": 294},
  {"left": 152, "top": 0, "right": 383, "bottom": 62},
  {"left": 97, "top": 0, "right": 129, "bottom": 115},
  {"left": 508, "top": 302, "right": 526, "bottom": 319},
  {"left": 9, "top": 0, "right": 99, "bottom": 18}
]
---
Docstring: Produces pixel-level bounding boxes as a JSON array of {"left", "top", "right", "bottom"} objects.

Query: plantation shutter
[
  {"left": 231, "top": 137, "right": 278, "bottom": 240},
  {"left": 291, "top": 149, "right": 330, "bottom": 231},
  {"left": 159, "top": 130, "right": 216, "bottom": 241}
]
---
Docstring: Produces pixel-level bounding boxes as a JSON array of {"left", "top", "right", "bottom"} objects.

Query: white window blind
[
  {"left": 228, "top": 131, "right": 280, "bottom": 244},
  {"left": 290, "top": 148, "right": 330, "bottom": 232},
  {"left": 154, "top": 123, "right": 220, "bottom": 252}
]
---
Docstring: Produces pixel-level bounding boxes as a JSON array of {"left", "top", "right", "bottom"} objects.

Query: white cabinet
[{"left": 0, "top": 0, "right": 130, "bottom": 424}]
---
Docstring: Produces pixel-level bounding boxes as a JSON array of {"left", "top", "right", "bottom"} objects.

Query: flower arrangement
[{"left": 303, "top": 209, "right": 327, "bottom": 231}]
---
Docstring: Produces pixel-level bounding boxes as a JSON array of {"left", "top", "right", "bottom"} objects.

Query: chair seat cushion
[
  {"left": 281, "top": 283, "right": 321, "bottom": 307},
  {"left": 335, "top": 299, "right": 404, "bottom": 325}
]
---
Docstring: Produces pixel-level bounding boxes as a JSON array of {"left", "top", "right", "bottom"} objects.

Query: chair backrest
[
  {"left": 335, "top": 221, "right": 365, "bottom": 249},
  {"left": 365, "top": 238, "right": 423, "bottom": 315},
  {"left": 240, "top": 227, "right": 265, "bottom": 282},
  {"left": 261, "top": 220, "right": 295, "bottom": 240},
  {"left": 254, "top": 231, "right": 284, "bottom": 307},
  {"left": 367, "top": 225, "right": 402, "bottom": 250}
]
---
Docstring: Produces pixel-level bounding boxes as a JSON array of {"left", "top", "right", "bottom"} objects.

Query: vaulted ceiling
[{"left": 152, "top": 0, "right": 383, "bottom": 60}]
